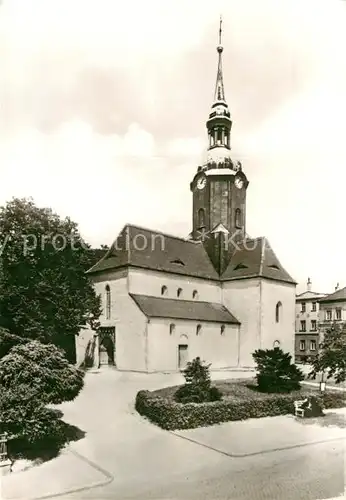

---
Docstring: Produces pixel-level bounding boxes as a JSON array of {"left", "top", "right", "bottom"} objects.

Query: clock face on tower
[
  {"left": 196, "top": 175, "right": 207, "bottom": 190},
  {"left": 234, "top": 176, "right": 244, "bottom": 189}
]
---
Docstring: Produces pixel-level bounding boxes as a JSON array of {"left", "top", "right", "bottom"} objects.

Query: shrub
[
  {"left": 0, "top": 340, "right": 84, "bottom": 404},
  {"left": 0, "top": 328, "right": 29, "bottom": 359},
  {"left": 135, "top": 387, "right": 345, "bottom": 430},
  {"left": 174, "top": 357, "right": 222, "bottom": 404},
  {"left": 0, "top": 384, "right": 64, "bottom": 442},
  {"left": 183, "top": 357, "right": 211, "bottom": 387},
  {"left": 0, "top": 340, "right": 85, "bottom": 449},
  {"left": 253, "top": 347, "right": 304, "bottom": 393},
  {"left": 209, "top": 386, "right": 223, "bottom": 401}
]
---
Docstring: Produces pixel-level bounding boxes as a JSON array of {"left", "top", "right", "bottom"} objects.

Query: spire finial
[
  {"left": 219, "top": 15, "right": 222, "bottom": 46},
  {"left": 214, "top": 17, "right": 225, "bottom": 102}
]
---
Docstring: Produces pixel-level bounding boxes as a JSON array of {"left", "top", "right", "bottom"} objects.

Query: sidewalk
[
  {"left": 1, "top": 449, "right": 113, "bottom": 500},
  {"left": 173, "top": 408, "right": 346, "bottom": 457}
]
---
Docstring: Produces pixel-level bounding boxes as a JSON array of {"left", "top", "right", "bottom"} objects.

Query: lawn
[
  {"left": 152, "top": 378, "right": 323, "bottom": 402},
  {"left": 136, "top": 378, "right": 346, "bottom": 430}
]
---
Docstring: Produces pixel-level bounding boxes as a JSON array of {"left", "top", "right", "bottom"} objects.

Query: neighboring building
[
  {"left": 295, "top": 278, "right": 326, "bottom": 362},
  {"left": 76, "top": 26, "right": 296, "bottom": 372},
  {"left": 319, "top": 285, "right": 346, "bottom": 339}
]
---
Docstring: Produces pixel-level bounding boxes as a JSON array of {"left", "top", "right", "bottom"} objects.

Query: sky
[{"left": 0, "top": 0, "right": 345, "bottom": 294}]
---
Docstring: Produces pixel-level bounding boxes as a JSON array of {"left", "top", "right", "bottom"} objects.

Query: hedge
[{"left": 135, "top": 389, "right": 345, "bottom": 430}]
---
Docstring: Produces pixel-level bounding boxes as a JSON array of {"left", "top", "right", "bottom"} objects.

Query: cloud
[
  {"left": 0, "top": 121, "right": 162, "bottom": 240},
  {"left": 0, "top": 0, "right": 346, "bottom": 293},
  {"left": 1, "top": 0, "right": 340, "bottom": 137},
  {"left": 166, "top": 138, "right": 205, "bottom": 159}
]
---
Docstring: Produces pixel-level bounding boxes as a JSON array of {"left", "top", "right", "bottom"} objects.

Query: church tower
[{"left": 190, "top": 18, "right": 249, "bottom": 273}]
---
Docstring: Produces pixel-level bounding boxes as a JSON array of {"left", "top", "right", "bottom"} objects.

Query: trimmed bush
[
  {"left": 174, "top": 356, "right": 222, "bottom": 404},
  {"left": 253, "top": 347, "right": 304, "bottom": 393},
  {"left": 135, "top": 385, "right": 345, "bottom": 430}
]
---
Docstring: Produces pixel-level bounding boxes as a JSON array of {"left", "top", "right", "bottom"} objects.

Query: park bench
[{"left": 294, "top": 398, "right": 310, "bottom": 418}]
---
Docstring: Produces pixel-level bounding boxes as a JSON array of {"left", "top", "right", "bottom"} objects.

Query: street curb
[
  {"left": 301, "top": 381, "right": 346, "bottom": 392},
  {"left": 2, "top": 450, "right": 114, "bottom": 500},
  {"left": 170, "top": 432, "right": 346, "bottom": 459}
]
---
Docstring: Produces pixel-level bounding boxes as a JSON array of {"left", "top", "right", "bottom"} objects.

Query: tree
[
  {"left": 84, "top": 245, "right": 109, "bottom": 271},
  {"left": 174, "top": 357, "right": 222, "bottom": 403},
  {"left": 252, "top": 347, "right": 304, "bottom": 393},
  {"left": 0, "top": 198, "right": 101, "bottom": 362},
  {"left": 309, "top": 323, "right": 346, "bottom": 383}
]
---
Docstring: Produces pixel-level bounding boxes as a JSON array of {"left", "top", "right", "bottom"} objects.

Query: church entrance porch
[{"left": 99, "top": 327, "right": 116, "bottom": 367}]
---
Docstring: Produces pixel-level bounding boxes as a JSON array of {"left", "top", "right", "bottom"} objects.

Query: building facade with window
[
  {"left": 295, "top": 278, "right": 326, "bottom": 362},
  {"left": 76, "top": 29, "right": 296, "bottom": 372},
  {"left": 318, "top": 285, "right": 346, "bottom": 340}
]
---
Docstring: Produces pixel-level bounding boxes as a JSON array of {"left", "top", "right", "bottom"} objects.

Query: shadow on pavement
[{"left": 8, "top": 420, "right": 86, "bottom": 465}]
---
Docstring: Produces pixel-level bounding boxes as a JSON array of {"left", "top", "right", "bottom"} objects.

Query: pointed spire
[
  {"left": 205, "top": 17, "right": 233, "bottom": 168},
  {"left": 214, "top": 16, "right": 226, "bottom": 103}
]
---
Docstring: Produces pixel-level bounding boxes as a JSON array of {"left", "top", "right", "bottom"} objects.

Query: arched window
[
  {"left": 275, "top": 302, "right": 282, "bottom": 323},
  {"left": 169, "top": 323, "right": 175, "bottom": 335},
  {"left": 177, "top": 288, "right": 183, "bottom": 298},
  {"left": 161, "top": 285, "right": 168, "bottom": 296},
  {"left": 235, "top": 208, "right": 241, "bottom": 228},
  {"left": 105, "top": 284, "right": 111, "bottom": 320},
  {"left": 197, "top": 208, "right": 205, "bottom": 228},
  {"left": 192, "top": 290, "right": 198, "bottom": 299},
  {"left": 220, "top": 325, "right": 225, "bottom": 336},
  {"left": 196, "top": 324, "right": 202, "bottom": 336},
  {"left": 273, "top": 340, "right": 280, "bottom": 348}
]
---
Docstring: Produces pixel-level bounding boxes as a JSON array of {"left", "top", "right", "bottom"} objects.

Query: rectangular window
[
  {"left": 301, "top": 302, "right": 306, "bottom": 313},
  {"left": 336, "top": 308, "right": 342, "bottom": 320},
  {"left": 326, "top": 310, "right": 332, "bottom": 321},
  {"left": 299, "top": 340, "right": 306, "bottom": 351},
  {"left": 311, "top": 320, "right": 317, "bottom": 331},
  {"left": 300, "top": 320, "right": 306, "bottom": 332},
  {"left": 310, "top": 340, "right": 316, "bottom": 351},
  {"left": 312, "top": 302, "right": 317, "bottom": 312}
]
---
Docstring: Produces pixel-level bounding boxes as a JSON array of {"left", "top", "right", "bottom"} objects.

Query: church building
[{"left": 76, "top": 26, "right": 296, "bottom": 372}]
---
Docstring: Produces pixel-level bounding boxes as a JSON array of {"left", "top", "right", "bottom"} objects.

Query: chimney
[
  {"left": 335, "top": 282, "right": 339, "bottom": 291},
  {"left": 307, "top": 277, "right": 312, "bottom": 292}
]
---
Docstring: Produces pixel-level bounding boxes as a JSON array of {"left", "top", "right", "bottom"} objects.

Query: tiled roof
[
  {"left": 87, "top": 225, "right": 296, "bottom": 285},
  {"left": 319, "top": 286, "right": 346, "bottom": 303},
  {"left": 221, "top": 237, "right": 296, "bottom": 284},
  {"left": 130, "top": 294, "right": 240, "bottom": 324},
  {"left": 87, "top": 224, "right": 219, "bottom": 280}
]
